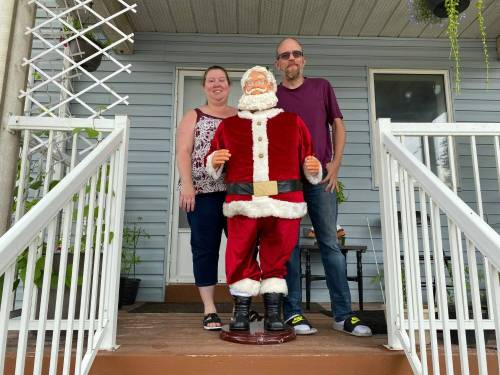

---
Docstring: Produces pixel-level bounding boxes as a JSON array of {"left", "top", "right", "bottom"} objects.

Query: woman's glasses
[{"left": 277, "top": 50, "right": 304, "bottom": 60}]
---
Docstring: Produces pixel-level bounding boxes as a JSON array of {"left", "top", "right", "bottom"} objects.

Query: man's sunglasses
[{"left": 277, "top": 50, "right": 304, "bottom": 60}]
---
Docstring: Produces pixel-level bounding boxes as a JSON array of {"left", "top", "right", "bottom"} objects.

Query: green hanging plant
[
  {"left": 445, "top": 0, "right": 461, "bottom": 93},
  {"left": 476, "top": 0, "right": 490, "bottom": 86},
  {"left": 408, "top": 0, "right": 490, "bottom": 93}
]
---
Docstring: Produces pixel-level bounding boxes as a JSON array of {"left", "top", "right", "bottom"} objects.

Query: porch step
[{"left": 91, "top": 312, "right": 498, "bottom": 375}]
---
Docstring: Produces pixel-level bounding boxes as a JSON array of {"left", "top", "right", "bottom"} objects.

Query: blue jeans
[
  {"left": 284, "top": 180, "right": 352, "bottom": 322},
  {"left": 187, "top": 192, "right": 226, "bottom": 287}
]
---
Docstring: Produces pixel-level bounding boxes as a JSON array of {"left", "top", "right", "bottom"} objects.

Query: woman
[{"left": 175, "top": 66, "right": 237, "bottom": 330}]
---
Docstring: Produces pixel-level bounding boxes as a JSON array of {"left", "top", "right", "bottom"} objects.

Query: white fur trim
[
  {"left": 303, "top": 162, "right": 322, "bottom": 184},
  {"left": 223, "top": 196, "right": 307, "bottom": 219},
  {"left": 251, "top": 117, "right": 269, "bottom": 182},
  {"left": 230, "top": 278, "right": 261, "bottom": 297},
  {"left": 238, "top": 108, "right": 283, "bottom": 121},
  {"left": 205, "top": 151, "right": 223, "bottom": 180},
  {"left": 238, "top": 91, "right": 278, "bottom": 111},
  {"left": 260, "top": 277, "right": 288, "bottom": 295}
]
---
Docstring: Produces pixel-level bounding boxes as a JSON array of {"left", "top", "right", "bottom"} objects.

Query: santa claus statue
[{"left": 206, "top": 66, "right": 321, "bottom": 331}]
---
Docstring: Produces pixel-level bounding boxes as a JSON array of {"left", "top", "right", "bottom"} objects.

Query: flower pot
[
  {"left": 426, "top": 0, "right": 470, "bottom": 18},
  {"left": 119, "top": 277, "right": 140, "bottom": 306},
  {"left": 68, "top": 37, "right": 103, "bottom": 72}
]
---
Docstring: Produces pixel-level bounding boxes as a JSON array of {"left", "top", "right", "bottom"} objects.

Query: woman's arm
[{"left": 175, "top": 109, "right": 197, "bottom": 212}]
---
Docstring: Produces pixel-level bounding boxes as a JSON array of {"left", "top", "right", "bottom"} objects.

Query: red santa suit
[{"left": 206, "top": 107, "right": 321, "bottom": 297}]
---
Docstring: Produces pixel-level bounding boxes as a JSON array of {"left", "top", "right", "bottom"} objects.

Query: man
[
  {"left": 275, "top": 37, "right": 372, "bottom": 337},
  {"left": 206, "top": 66, "right": 322, "bottom": 332}
]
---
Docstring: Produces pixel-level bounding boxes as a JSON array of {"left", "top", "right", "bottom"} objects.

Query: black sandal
[{"left": 203, "top": 313, "right": 222, "bottom": 331}]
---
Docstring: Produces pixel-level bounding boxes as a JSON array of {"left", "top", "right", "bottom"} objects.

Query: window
[{"left": 369, "top": 69, "right": 453, "bottom": 187}]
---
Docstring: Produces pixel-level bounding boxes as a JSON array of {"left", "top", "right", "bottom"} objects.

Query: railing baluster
[
  {"left": 448, "top": 220, "right": 470, "bottom": 373},
  {"left": 75, "top": 174, "right": 98, "bottom": 374},
  {"left": 486, "top": 262, "right": 500, "bottom": 373},
  {"left": 88, "top": 163, "right": 107, "bottom": 350},
  {"left": 99, "top": 154, "right": 116, "bottom": 330},
  {"left": 418, "top": 190, "right": 440, "bottom": 375},
  {"left": 465, "top": 239, "right": 487, "bottom": 374},
  {"left": 49, "top": 199, "right": 74, "bottom": 375},
  {"left": 62, "top": 187, "right": 86, "bottom": 375},
  {"left": 0, "top": 264, "right": 16, "bottom": 371},
  {"left": 430, "top": 202, "right": 454, "bottom": 375},
  {"left": 15, "top": 242, "right": 38, "bottom": 375},
  {"left": 33, "top": 218, "right": 58, "bottom": 375},
  {"left": 407, "top": 177, "right": 427, "bottom": 374}
]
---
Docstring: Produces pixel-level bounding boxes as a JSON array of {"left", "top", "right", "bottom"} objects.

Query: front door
[{"left": 168, "top": 68, "right": 243, "bottom": 284}]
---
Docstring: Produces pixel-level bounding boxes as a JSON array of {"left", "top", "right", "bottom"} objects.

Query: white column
[{"left": 0, "top": 0, "right": 36, "bottom": 235}]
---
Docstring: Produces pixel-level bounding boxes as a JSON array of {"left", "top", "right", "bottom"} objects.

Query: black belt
[{"left": 226, "top": 179, "right": 302, "bottom": 196}]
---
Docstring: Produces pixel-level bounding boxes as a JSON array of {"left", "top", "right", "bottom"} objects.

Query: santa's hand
[
  {"left": 304, "top": 156, "right": 321, "bottom": 175},
  {"left": 211, "top": 149, "right": 231, "bottom": 168}
]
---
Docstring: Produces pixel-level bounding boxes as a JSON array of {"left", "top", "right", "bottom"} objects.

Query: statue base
[{"left": 220, "top": 321, "right": 296, "bottom": 345}]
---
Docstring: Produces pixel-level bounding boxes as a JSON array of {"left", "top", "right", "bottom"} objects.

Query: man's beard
[
  {"left": 285, "top": 65, "right": 302, "bottom": 81},
  {"left": 238, "top": 91, "right": 278, "bottom": 111}
]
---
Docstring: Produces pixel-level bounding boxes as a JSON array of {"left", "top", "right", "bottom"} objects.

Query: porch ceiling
[{"left": 127, "top": 0, "right": 500, "bottom": 39}]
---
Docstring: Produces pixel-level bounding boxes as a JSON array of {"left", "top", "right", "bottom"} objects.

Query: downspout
[{"left": 0, "top": 1, "right": 36, "bottom": 235}]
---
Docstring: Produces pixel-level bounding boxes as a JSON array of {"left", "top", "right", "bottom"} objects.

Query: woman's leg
[{"left": 187, "top": 192, "right": 226, "bottom": 327}]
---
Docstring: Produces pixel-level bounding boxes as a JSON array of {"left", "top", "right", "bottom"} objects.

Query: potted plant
[
  {"left": 407, "top": 0, "right": 489, "bottom": 93},
  {"left": 426, "top": 0, "right": 470, "bottom": 18},
  {"left": 119, "top": 219, "right": 150, "bottom": 306},
  {"left": 63, "top": 17, "right": 107, "bottom": 72}
]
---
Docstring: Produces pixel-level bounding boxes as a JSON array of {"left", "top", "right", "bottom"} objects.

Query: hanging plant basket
[
  {"left": 426, "top": 0, "right": 470, "bottom": 18},
  {"left": 68, "top": 37, "right": 103, "bottom": 72}
]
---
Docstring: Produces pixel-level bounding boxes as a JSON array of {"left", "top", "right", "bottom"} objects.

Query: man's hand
[
  {"left": 304, "top": 156, "right": 321, "bottom": 175},
  {"left": 211, "top": 149, "right": 231, "bottom": 168},
  {"left": 321, "top": 161, "right": 340, "bottom": 193},
  {"left": 180, "top": 184, "right": 196, "bottom": 212}
]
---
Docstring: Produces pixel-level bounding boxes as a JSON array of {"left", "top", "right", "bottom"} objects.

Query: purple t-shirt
[{"left": 277, "top": 77, "right": 343, "bottom": 166}]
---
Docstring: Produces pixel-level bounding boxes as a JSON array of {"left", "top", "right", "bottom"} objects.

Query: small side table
[{"left": 299, "top": 243, "right": 367, "bottom": 311}]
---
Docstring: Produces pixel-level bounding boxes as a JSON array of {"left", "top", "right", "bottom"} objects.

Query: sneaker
[
  {"left": 285, "top": 314, "right": 318, "bottom": 335},
  {"left": 332, "top": 315, "right": 372, "bottom": 337}
]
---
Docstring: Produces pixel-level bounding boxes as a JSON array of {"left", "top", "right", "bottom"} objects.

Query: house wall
[{"left": 72, "top": 33, "right": 500, "bottom": 303}]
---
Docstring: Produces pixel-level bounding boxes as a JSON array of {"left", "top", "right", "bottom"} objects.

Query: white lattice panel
[{"left": 20, "top": 0, "right": 136, "bottom": 119}]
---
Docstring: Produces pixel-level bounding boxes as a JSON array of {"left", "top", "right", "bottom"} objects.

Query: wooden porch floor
[{"left": 5, "top": 304, "right": 499, "bottom": 374}]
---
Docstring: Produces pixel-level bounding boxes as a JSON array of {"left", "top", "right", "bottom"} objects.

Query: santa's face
[
  {"left": 238, "top": 67, "right": 278, "bottom": 111},
  {"left": 243, "top": 71, "right": 273, "bottom": 96}
]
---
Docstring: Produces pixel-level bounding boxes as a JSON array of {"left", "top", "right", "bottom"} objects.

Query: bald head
[{"left": 276, "top": 37, "right": 303, "bottom": 58}]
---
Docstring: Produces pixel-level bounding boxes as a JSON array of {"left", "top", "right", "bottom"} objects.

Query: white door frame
[{"left": 165, "top": 67, "right": 244, "bottom": 286}]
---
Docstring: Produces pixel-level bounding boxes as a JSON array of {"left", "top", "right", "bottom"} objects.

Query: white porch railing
[
  {"left": 0, "top": 115, "right": 129, "bottom": 375},
  {"left": 377, "top": 119, "right": 500, "bottom": 374}
]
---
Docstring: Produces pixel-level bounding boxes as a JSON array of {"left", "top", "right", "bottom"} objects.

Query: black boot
[
  {"left": 263, "top": 293, "right": 285, "bottom": 331},
  {"left": 230, "top": 295, "right": 251, "bottom": 331}
]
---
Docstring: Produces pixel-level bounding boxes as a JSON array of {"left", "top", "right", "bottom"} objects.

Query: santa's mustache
[{"left": 247, "top": 88, "right": 268, "bottom": 94}]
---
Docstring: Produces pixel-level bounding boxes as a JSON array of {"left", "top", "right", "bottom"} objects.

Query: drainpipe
[{"left": 0, "top": 1, "right": 36, "bottom": 235}]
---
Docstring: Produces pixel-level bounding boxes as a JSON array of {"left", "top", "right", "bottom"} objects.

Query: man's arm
[{"left": 322, "top": 117, "right": 346, "bottom": 193}]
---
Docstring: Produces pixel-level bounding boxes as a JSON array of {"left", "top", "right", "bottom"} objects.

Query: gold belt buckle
[{"left": 253, "top": 180, "right": 278, "bottom": 197}]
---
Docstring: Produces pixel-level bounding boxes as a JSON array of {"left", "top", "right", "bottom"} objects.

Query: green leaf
[
  {"left": 85, "top": 128, "right": 100, "bottom": 139},
  {"left": 49, "top": 180, "right": 60, "bottom": 191},
  {"left": 29, "top": 179, "right": 43, "bottom": 190}
]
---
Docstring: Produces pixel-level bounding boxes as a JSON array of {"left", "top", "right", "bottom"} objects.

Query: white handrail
[
  {"left": 377, "top": 118, "right": 500, "bottom": 375},
  {"left": 380, "top": 126, "right": 500, "bottom": 270},
  {"left": 0, "top": 126, "right": 123, "bottom": 275}
]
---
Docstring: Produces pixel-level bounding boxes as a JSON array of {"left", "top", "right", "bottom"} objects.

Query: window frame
[{"left": 368, "top": 68, "right": 454, "bottom": 188}]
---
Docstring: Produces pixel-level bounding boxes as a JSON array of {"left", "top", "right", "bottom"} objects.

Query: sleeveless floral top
[{"left": 179, "top": 108, "right": 226, "bottom": 194}]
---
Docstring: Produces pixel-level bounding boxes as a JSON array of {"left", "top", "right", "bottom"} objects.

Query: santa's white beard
[{"left": 238, "top": 91, "right": 278, "bottom": 111}]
